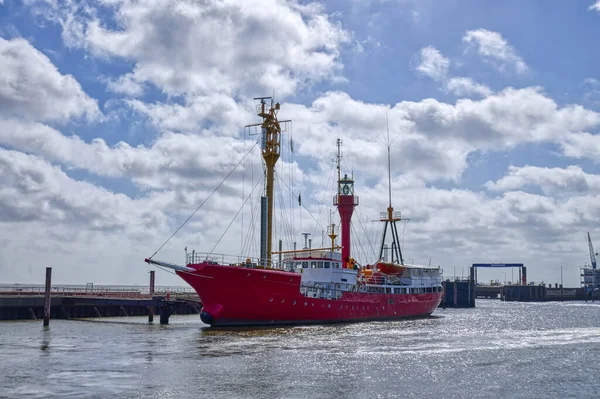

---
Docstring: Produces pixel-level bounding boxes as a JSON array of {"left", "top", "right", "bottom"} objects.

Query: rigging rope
[
  {"left": 274, "top": 170, "right": 326, "bottom": 234},
  {"left": 208, "top": 174, "right": 264, "bottom": 257},
  {"left": 311, "top": 159, "right": 336, "bottom": 239},
  {"left": 148, "top": 139, "right": 260, "bottom": 260},
  {"left": 354, "top": 207, "right": 378, "bottom": 260}
]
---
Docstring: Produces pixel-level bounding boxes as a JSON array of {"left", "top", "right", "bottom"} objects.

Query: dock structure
[
  {"left": 0, "top": 285, "right": 202, "bottom": 322},
  {"left": 441, "top": 278, "right": 476, "bottom": 308},
  {"left": 502, "top": 283, "right": 598, "bottom": 302}
]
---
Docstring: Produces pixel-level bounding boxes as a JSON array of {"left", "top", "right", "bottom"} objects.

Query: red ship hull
[{"left": 178, "top": 262, "right": 443, "bottom": 326}]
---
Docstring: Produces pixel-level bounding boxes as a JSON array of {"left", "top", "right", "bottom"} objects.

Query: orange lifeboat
[{"left": 377, "top": 262, "right": 406, "bottom": 275}]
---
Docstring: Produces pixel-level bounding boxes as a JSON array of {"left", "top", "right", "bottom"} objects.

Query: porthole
[
  {"left": 263, "top": 274, "right": 267, "bottom": 278},
  {"left": 328, "top": 304, "right": 331, "bottom": 308},
  {"left": 293, "top": 301, "right": 296, "bottom": 305},
  {"left": 304, "top": 302, "right": 308, "bottom": 306},
  {"left": 281, "top": 299, "right": 285, "bottom": 303},
  {"left": 270, "top": 298, "right": 273, "bottom": 302}
]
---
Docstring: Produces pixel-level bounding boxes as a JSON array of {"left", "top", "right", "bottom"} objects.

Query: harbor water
[{"left": 1, "top": 300, "right": 600, "bottom": 398}]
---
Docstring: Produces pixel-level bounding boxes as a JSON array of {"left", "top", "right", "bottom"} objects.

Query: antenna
[
  {"left": 386, "top": 110, "right": 392, "bottom": 209},
  {"left": 335, "top": 138, "right": 343, "bottom": 196}
]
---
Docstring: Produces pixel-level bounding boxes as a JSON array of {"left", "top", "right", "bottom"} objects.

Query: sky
[{"left": 2, "top": 0, "right": 600, "bottom": 288}]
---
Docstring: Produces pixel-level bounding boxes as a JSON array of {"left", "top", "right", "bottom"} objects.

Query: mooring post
[
  {"left": 159, "top": 305, "right": 171, "bottom": 325},
  {"left": 43, "top": 267, "right": 52, "bottom": 327},
  {"left": 149, "top": 270, "right": 155, "bottom": 323}
]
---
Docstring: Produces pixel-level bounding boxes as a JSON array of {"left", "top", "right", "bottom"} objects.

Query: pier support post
[
  {"left": 149, "top": 270, "right": 155, "bottom": 323},
  {"left": 159, "top": 305, "right": 171, "bottom": 325},
  {"left": 453, "top": 280, "right": 458, "bottom": 306},
  {"left": 43, "top": 267, "right": 52, "bottom": 327}
]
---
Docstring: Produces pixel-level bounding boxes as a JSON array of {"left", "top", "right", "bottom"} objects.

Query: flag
[
  {"left": 298, "top": 193, "right": 301, "bottom": 206},
  {"left": 185, "top": 246, "right": 187, "bottom": 252}
]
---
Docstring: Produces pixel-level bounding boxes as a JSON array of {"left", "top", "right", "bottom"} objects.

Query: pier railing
[{"left": 0, "top": 285, "right": 197, "bottom": 299}]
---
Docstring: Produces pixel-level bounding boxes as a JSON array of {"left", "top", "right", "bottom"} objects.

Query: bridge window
[
  {"left": 385, "top": 287, "right": 391, "bottom": 294},
  {"left": 318, "top": 262, "right": 324, "bottom": 268},
  {"left": 302, "top": 262, "right": 308, "bottom": 268},
  {"left": 311, "top": 262, "right": 317, "bottom": 268},
  {"left": 325, "top": 262, "right": 331, "bottom": 269}
]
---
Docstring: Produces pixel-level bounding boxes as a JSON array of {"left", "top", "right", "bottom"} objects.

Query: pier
[
  {"left": 0, "top": 284, "right": 202, "bottom": 323},
  {"left": 502, "top": 283, "right": 597, "bottom": 302},
  {"left": 441, "top": 278, "right": 476, "bottom": 308}
]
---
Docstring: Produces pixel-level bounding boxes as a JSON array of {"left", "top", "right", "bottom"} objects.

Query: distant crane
[{"left": 588, "top": 232, "right": 598, "bottom": 270}]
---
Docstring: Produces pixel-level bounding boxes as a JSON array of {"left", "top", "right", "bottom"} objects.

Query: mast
[
  {"left": 246, "top": 97, "right": 290, "bottom": 267},
  {"left": 328, "top": 211, "right": 337, "bottom": 252},
  {"left": 335, "top": 138, "right": 342, "bottom": 199},
  {"left": 378, "top": 113, "right": 407, "bottom": 265}
]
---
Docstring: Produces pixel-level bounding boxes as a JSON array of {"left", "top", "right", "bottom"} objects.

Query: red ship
[{"left": 146, "top": 98, "right": 443, "bottom": 326}]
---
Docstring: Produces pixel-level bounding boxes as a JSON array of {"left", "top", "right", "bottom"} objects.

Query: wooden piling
[
  {"left": 149, "top": 270, "right": 155, "bottom": 323},
  {"left": 43, "top": 267, "right": 52, "bottom": 327}
]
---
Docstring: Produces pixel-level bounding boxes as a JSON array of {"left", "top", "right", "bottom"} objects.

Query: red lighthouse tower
[{"left": 333, "top": 139, "right": 359, "bottom": 268}]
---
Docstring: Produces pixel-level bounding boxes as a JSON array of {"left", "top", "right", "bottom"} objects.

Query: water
[{"left": 1, "top": 300, "right": 600, "bottom": 398}]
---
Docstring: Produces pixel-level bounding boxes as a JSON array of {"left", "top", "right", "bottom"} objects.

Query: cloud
[
  {"left": 414, "top": 46, "right": 449, "bottom": 81},
  {"left": 0, "top": 148, "right": 163, "bottom": 228},
  {"left": 445, "top": 77, "right": 492, "bottom": 98},
  {"left": 590, "top": 1, "right": 600, "bottom": 12},
  {"left": 463, "top": 29, "right": 528, "bottom": 74},
  {"left": 3, "top": 87, "right": 599, "bottom": 192},
  {"left": 0, "top": 118, "right": 273, "bottom": 192},
  {"left": 413, "top": 46, "right": 491, "bottom": 98},
  {"left": 0, "top": 37, "right": 101, "bottom": 123},
  {"left": 35, "top": 0, "right": 350, "bottom": 99},
  {"left": 126, "top": 94, "right": 255, "bottom": 134},
  {"left": 104, "top": 73, "right": 145, "bottom": 97},
  {"left": 486, "top": 165, "right": 600, "bottom": 195}
]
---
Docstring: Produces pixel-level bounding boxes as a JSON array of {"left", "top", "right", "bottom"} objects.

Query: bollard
[{"left": 43, "top": 267, "right": 52, "bottom": 327}]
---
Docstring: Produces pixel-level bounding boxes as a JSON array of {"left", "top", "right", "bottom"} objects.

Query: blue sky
[{"left": 2, "top": 0, "right": 600, "bottom": 286}]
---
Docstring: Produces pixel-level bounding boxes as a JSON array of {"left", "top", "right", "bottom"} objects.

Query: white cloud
[
  {"left": 36, "top": 0, "right": 350, "bottom": 99},
  {"left": 590, "top": 1, "right": 600, "bottom": 12},
  {"left": 126, "top": 94, "right": 254, "bottom": 134},
  {"left": 486, "top": 165, "right": 600, "bottom": 194},
  {"left": 463, "top": 29, "right": 528, "bottom": 74},
  {"left": 0, "top": 119, "right": 271, "bottom": 191},
  {"left": 445, "top": 77, "right": 492, "bottom": 98},
  {"left": 104, "top": 73, "right": 145, "bottom": 97},
  {"left": 415, "top": 46, "right": 449, "bottom": 81},
  {"left": 0, "top": 37, "right": 101, "bottom": 123},
  {"left": 413, "top": 46, "right": 491, "bottom": 98}
]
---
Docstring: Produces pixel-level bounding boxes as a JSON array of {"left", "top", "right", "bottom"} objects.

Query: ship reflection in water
[{"left": 2, "top": 300, "right": 600, "bottom": 398}]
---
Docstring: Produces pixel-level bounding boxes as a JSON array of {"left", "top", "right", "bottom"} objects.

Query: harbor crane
[{"left": 588, "top": 232, "right": 597, "bottom": 270}]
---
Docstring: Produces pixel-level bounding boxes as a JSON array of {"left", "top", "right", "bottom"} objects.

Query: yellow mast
[
  {"left": 246, "top": 98, "right": 290, "bottom": 267},
  {"left": 328, "top": 223, "right": 337, "bottom": 252}
]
